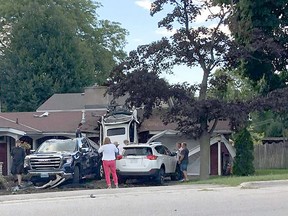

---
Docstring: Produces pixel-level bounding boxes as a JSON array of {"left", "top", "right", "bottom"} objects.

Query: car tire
[
  {"left": 155, "top": 168, "right": 165, "bottom": 185},
  {"left": 73, "top": 166, "right": 81, "bottom": 184}
]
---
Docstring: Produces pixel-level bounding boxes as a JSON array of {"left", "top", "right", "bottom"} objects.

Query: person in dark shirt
[
  {"left": 75, "top": 123, "right": 83, "bottom": 138},
  {"left": 178, "top": 142, "right": 189, "bottom": 182},
  {"left": 11, "top": 140, "right": 26, "bottom": 187}
]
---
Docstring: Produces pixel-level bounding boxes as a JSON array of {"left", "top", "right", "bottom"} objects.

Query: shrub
[
  {"left": 0, "top": 175, "right": 8, "bottom": 190},
  {"left": 233, "top": 128, "right": 255, "bottom": 176}
]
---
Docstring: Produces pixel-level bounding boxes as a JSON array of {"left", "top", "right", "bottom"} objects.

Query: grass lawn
[{"left": 190, "top": 169, "right": 288, "bottom": 186}]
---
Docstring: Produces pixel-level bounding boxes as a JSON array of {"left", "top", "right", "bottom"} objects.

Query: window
[
  {"left": 123, "top": 147, "right": 152, "bottom": 156},
  {"left": 155, "top": 146, "right": 166, "bottom": 155},
  {"left": 37, "top": 139, "right": 77, "bottom": 153},
  {"left": 163, "top": 146, "right": 171, "bottom": 155},
  {"left": 107, "top": 127, "right": 125, "bottom": 136}
]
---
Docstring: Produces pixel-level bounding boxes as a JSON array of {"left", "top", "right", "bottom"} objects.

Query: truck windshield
[{"left": 37, "top": 139, "right": 77, "bottom": 153}]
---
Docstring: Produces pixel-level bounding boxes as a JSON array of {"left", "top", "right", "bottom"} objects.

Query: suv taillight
[
  {"left": 116, "top": 155, "right": 123, "bottom": 160},
  {"left": 146, "top": 155, "right": 157, "bottom": 160}
]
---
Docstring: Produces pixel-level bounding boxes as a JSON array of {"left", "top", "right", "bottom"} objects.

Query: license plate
[{"left": 40, "top": 173, "right": 49, "bottom": 178}]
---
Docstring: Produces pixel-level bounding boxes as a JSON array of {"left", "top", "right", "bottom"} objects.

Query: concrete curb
[{"left": 240, "top": 180, "right": 288, "bottom": 189}]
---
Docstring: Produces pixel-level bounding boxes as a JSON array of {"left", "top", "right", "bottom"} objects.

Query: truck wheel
[
  {"left": 155, "top": 168, "right": 165, "bottom": 185},
  {"left": 73, "top": 166, "right": 80, "bottom": 184}
]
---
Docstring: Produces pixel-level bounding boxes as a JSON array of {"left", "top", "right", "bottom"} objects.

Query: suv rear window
[{"left": 123, "top": 147, "right": 152, "bottom": 156}]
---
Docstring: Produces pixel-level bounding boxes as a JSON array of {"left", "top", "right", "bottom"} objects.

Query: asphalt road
[{"left": 1, "top": 182, "right": 288, "bottom": 216}]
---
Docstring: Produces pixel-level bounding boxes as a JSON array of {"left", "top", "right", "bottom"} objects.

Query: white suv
[{"left": 116, "top": 142, "right": 180, "bottom": 185}]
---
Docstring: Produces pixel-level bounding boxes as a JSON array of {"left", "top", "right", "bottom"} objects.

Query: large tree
[
  {"left": 227, "top": 0, "right": 288, "bottom": 93},
  {"left": 108, "top": 0, "right": 288, "bottom": 180},
  {"left": 0, "top": 0, "right": 128, "bottom": 111},
  {"left": 109, "top": 0, "right": 240, "bottom": 180}
]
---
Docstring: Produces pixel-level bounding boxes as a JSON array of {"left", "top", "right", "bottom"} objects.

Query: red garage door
[{"left": 0, "top": 143, "right": 7, "bottom": 175}]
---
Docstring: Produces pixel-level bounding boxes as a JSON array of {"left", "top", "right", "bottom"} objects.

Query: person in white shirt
[
  {"left": 117, "top": 139, "right": 129, "bottom": 155},
  {"left": 176, "top": 142, "right": 183, "bottom": 161},
  {"left": 98, "top": 137, "right": 119, "bottom": 189}
]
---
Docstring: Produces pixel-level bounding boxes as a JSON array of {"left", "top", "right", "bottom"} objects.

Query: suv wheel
[
  {"left": 155, "top": 168, "right": 165, "bottom": 185},
  {"left": 73, "top": 166, "right": 81, "bottom": 184},
  {"left": 118, "top": 176, "right": 127, "bottom": 184}
]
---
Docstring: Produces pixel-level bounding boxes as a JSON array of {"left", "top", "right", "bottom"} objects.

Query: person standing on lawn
[
  {"left": 178, "top": 142, "right": 189, "bottom": 182},
  {"left": 175, "top": 142, "right": 183, "bottom": 180},
  {"left": 11, "top": 140, "right": 26, "bottom": 188},
  {"left": 98, "top": 137, "right": 119, "bottom": 189}
]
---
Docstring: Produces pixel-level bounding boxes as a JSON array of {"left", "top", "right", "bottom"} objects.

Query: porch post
[
  {"left": 218, "top": 140, "right": 221, "bottom": 176},
  {"left": 32, "top": 139, "right": 37, "bottom": 150}
]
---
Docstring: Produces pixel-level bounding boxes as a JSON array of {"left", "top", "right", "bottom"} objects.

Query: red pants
[{"left": 103, "top": 160, "right": 118, "bottom": 186}]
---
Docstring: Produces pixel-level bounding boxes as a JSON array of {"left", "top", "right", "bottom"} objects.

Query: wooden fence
[{"left": 254, "top": 143, "right": 288, "bottom": 169}]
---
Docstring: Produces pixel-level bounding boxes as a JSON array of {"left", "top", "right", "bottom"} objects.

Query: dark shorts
[
  {"left": 11, "top": 163, "right": 24, "bottom": 175},
  {"left": 180, "top": 162, "right": 188, "bottom": 172}
]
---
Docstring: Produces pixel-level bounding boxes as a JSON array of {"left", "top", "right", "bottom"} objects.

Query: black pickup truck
[{"left": 24, "top": 137, "right": 103, "bottom": 184}]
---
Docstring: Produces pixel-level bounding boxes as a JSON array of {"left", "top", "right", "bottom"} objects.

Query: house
[{"left": 0, "top": 85, "right": 235, "bottom": 176}]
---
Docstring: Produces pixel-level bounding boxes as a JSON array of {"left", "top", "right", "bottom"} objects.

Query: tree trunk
[{"left": 199, "top": 129, "right": 210, "bottom": 180}]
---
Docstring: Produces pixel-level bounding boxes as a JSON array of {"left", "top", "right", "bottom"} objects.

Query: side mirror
[{"left": 30, "top": 150, "right": 36, "bottom": 154}]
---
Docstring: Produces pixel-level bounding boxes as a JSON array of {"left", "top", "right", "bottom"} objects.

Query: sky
[{"left": 97, "top": 0, "right": 204, "bottom": 85}]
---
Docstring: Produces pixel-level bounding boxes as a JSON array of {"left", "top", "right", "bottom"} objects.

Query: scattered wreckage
[{"left": 23, "top": 137, "right": 103, "bottom": 189}]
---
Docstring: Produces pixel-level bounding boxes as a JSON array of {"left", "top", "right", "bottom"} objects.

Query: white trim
[
  {"left": 189, "top": 135, "right": 236, "bottom": 158},
  {"left": 0, "top": 128, "right": 26, "bottom": 136},
  {"left": 147, "top": 130, "right": 179, "bottom": 135},
  {"left": 147, "top": 130, "right": 179, "bottom": 144},
  {"left": 36, "top": 108, "right": 107, "bottom": 112},
  {"left": 218, "top": 141, "right": 221, "bottom": 176},
  {"left": 41, "top": 133, "right": 75, "bottom": 136}
]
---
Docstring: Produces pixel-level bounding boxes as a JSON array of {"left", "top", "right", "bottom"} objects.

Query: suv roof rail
[{"left": 148, "top": 141, "right": 162, "bottom": 145}]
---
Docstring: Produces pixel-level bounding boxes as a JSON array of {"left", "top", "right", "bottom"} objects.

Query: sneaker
[
  {"left": 179, "top": 179, "right": 184, "bottom": 182},
  {"left": 107, "top": 186, "right": 112, "bottom": 189},
  {"left": 115, "top": 185, "right": 119, "bottom": 189}
]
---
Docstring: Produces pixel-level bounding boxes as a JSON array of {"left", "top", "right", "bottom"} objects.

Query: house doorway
[{"left": 0, "top": 143, "right": 7, "bottom": 175}]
